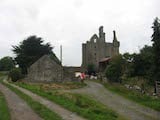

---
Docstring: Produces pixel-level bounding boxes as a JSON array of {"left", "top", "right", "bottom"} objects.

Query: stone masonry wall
[
  {"left": 27, "top": 55, "right": 63, "bottom": 82},
  {"left": 82, "top": 26, "right": 120, "bottom": 70}
]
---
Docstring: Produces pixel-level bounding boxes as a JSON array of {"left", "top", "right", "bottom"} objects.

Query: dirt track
[
  {"left": 0, "top": 83, "right": 42, "bottom": 120},
  {"left": 70, "top": 81, "right": 160, "bottom": 120},
  {"left": 7, "top": 82, "right": 85, "bottom": 120},
  {"left": 1, "top": 78, "right": 160, "bottom": 120}
]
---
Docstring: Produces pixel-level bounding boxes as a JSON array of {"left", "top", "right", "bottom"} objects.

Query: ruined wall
[
  {"left": 26, "top": 55, "right": 83, "bottom": 83},
  {"left": 63, "top": 66, "right": 84, "bottom": 81},
  {"left": 105, "top": 43, "right": 113, "bottom": 57},
  {"left": 27, "top": 55, "right": 63, "bottom": 82},
  {"left": 82, "top": 26, "right": 120, "bottom": 69}
]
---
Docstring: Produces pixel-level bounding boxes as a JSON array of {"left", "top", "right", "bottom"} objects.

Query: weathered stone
[
  {"left": 63, "top": 66, "right": 83, "bottom": 81},
  {"left": 27, "top": 55, "right": 63, "bottom": 82},
  {"left": 82, "top": 26, "right": 120, "bottom": 70},
  {"left": 90, "top": 75, "right": 97, "bottom": 79},
  {"left": 133, "top": 85, "right": 141, "bottom": 91},
  {"left": 124, "top": 84, "right": 130, "bottom": 89},
  {"left": 152, "top": 93, "right": 156, "bottom": 96}
]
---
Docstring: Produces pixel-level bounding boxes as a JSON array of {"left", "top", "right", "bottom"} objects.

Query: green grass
[
  {"left": 59, "top": 81, "right": 87, "bottom": 89},
  {"left": 3, "top": 82, "right": 62, "bottom": 120},
  {"left": 31, "top": 81, "right": 87, "bottom": 90},
  {"left": 0, "top": 71, "right": 8, "bottom": 76},
  {"left": 0, "top": 75, "right": 10, "bottom": 120},
  {"left": 103, "top": 82, "right": 160, "bottom": 111},
  {"left": 0, "top": 91, "right": 10, "bottom": 120},
  {"left": 14, "top": 82, "right": 120, "bottom": 120}
]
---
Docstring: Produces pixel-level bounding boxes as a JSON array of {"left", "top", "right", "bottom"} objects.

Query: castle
[
  {"left": 82, "top": 26, "right": 120, "bottom": 70},
  {"left": 27, "top": 26, "right": 120, "bottom": 83}
]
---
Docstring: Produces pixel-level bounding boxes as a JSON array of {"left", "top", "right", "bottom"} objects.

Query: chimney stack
[{"left": 113, "top": 30, "right": 117, "bottom": 41}]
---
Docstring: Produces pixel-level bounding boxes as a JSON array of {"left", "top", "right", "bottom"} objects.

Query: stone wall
[
  {"left": 27, "top": 55, "right": 63, "bottom": 82},
  {"left": 82, "top": 26, "right": 120, "bottom": 70},
  {"left": 26, "top": 55, "right": 84, "bottom": 83},
  {"left": 63, "top": 66, "right": 84, "bottom": 81}
]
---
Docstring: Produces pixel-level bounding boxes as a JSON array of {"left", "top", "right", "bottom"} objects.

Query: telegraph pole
[
  {"left": 60, "top": 45, "right": 63, "bottom": 81},
  {"left": 60, "top": 45, "right": 62, "bottom": 64}
]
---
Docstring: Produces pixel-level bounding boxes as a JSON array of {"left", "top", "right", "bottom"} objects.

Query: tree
[
  {"left": 123, "top": 52, "right": 134, "bottom": 62},
  {"left": 9, "top": 68, "right": 22, "bottom": 82},
  {"left": 0, "top": 56, "right": 15, "bottom": 71},
  {"left": 105, "top": 55, "right": 125, "bottom": 82},
  {"left": 122, "top": 53, "right": 135, "bottom": 77},
  {"left": 132, "top": 54, "right": 145, "bottom": 76},
  {"left": 12, "top": 35, "right": 59, "bottom": 74},
  {"left": 123, "top": 46, "right": 154, "bottom": 84},
  {"left": 87, "top": 63, "right": 96, "bottom": 75},
  {"left": 151, "top": 17, "right": 160, "bottom": 81},
  {"left": 139, "top": 45, "right": 154, "bottom": 81}
]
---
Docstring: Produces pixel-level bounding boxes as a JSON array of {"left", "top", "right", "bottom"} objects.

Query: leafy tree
[
  {"left": 12, "top": 35, "right": 59, "bottom": 74},
  {"left": 0, "top": 56, "right": 15, "bottom": 71},
  {"left": 9, "top": 68, "right": 22, "bottom": 82},
  {"left": 151, "top": 17, "right": 160, "bottom": 81},
  {"left": 105, "top": 55, "right": 125, "bottom": 82},
  {"left": 132, "top": 54, "right": 146, "bottom": 76},
  {"left": 87, "top": 63, "right": 96, "bottom": 75},
  {"left": 122, "top": 45, "right": 155, "bottom": 85},
  {"left": 122, "top": 53, "right": 135, "bottom": 77},
  {"left": 139, "top": 45, "right": 154, "bottom": 81}
]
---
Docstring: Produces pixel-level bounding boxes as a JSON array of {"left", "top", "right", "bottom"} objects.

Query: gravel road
[{"left": 70, "top": 81, "right": 160, "bottom": 120}]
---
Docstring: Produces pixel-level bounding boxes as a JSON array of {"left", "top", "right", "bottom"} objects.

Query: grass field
[
  {"left": 0, "top": 74, "right": 10, "bottom": 120},
  {"left": 103, "top": 82, "right": 160, "bottom": 111},
  {"left": 26, "top": 81, "right": 86, "bottom": 90},
  {"left": 0, "top": 91, "right": 10, "bottom": 120},
  {"left": 14, "top": 82, "right": 121, "bottom": 120},
  {"left": 3, "top": 82, "right": 62, "bottom": 120}
]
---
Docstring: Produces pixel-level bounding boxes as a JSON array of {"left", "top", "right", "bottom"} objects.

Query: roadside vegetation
[
  {"left": 104, "top": 18, "right": 160, "bottom": 107},
  {"left": 9, "top": 68, "right": 23, "bottom": 82},
  {"left": 105, "top": 18, "right": 160, "bottom": 86},
  {"left": 14, "top": 82, "right": 122, "bottom": 120},
  {"left": 3, "top": 82, "right": 62, "bottom": 120},
  {"left": 0, "top": 91, "right": 10, "bottom": 120},
  {"left": 12, "top": 35, "right": 60, "bottom": 74},
  {"left": 103, "top": 82, "right": 160, "bottom": 111},
  {"left": 0, "top": 56, "right": 14, "bottom": 71},
  {"left": 27, "top": 82, "right": 86, "bottom": 90}
]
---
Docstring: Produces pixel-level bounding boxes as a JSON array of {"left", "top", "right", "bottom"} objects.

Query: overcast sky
[{"left": 0, "top": 0, "right": 159, "bottom": 66}]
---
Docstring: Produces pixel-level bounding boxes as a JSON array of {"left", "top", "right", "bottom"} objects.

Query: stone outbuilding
[
  {"left": 99, "top": 57, "right": 111, "bottom": 72},
  {"left": 27, "top": 55, "right": 63, "bottom": 82}
]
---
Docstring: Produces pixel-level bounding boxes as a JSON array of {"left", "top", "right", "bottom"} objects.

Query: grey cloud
[{"left": 0, "top": 0, "right": 159, "bottom": 66}]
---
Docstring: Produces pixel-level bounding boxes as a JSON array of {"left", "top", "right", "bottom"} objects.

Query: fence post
[{"left": 156, "top": 81, "right": 160, "bottom": 96}]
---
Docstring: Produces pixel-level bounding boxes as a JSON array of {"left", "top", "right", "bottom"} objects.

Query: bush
[
  {"left": 105, "top": 55, "right": 125, "bottom": 83},
  {"left": 9, "top": 68, "right": 22, "bottom": 82},
  {"left": 87, "top": 63, "right": 96, "bottom": 75},
  {"left": 0, "top": 56, "right": 15, "bottom": 71}
]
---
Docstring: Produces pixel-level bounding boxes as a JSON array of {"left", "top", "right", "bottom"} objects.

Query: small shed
[
  {"left": 27, "top": 55, "right": 63, "bottom": 82},
  {"left": 99, "top": 57, "right": 111, "bottom": 72}
]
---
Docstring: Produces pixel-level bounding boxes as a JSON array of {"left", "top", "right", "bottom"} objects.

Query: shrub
[
  {"left": 105, "top": 55, "right": 125, "bottom": 83},
  {"left": 9, "top": 68, "right": 22, "bottom": 82},
  {"left": 0, "top": 56, "right": 15, "bottom": 71},
  {"left": 87, "top": 63, "right": 96, "bottom": 75}
]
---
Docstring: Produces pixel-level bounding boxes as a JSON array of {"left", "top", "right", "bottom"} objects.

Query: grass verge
[
  {"left": 0, "top": 91, "right": 10, "bottom": 120},
  {"left": 3, "top": 82, "right": 62, "bottom": 120},
  {"left": 103, "top": 82, "right": 160, "bottom": 111},
  {"left": 14, "top": 82, "right": 120, "bottom": 120},
  {"left": 28, "top": 81, "right": 86, "bottom": 90}
]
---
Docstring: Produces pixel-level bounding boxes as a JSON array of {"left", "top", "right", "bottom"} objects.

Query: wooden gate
[{"left": 155, "top": 81, "right": 160, "bottom": 96}]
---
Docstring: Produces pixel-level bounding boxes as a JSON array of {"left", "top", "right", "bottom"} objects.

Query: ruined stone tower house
[{"left": 82, "top": 26, "right": 120, "bottom": 69}]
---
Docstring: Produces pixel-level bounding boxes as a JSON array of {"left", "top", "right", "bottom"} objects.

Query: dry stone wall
[{"left": 27, "top": 55, "right": 63, "bottom": 82}]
